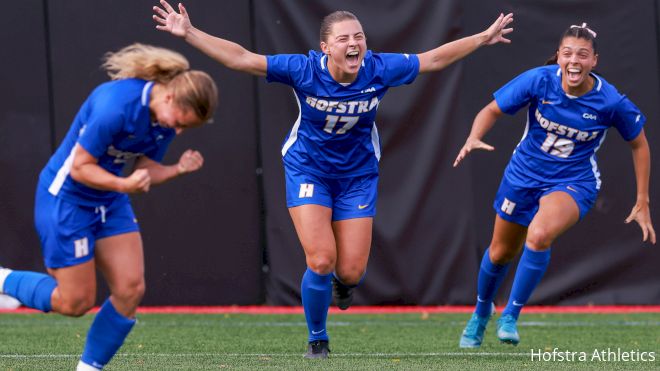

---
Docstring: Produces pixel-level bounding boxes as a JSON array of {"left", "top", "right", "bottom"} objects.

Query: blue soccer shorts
[
  {"left": 493, "top": 175, "right": 598, "bottom": 227},
  {"left": 284, "top": 163, "right": 378, "bottom": 221},
  {"left": 34, "top": 186, "right": 140, "bottom": 269}
]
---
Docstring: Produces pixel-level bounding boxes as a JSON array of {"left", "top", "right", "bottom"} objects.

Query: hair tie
[{"left": 570, "top": 23, "right": 597, "bottom": 38}]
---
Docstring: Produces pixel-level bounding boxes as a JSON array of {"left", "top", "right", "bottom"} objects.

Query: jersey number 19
[{"left": 540, "top": 133, "right": 574, "bottom": 158}]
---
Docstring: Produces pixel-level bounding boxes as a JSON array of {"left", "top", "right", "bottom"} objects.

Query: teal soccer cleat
[
  {"left": 459, "top": 313, "right": 491, "bottom": 348},
  {"left": 497, "top": 314, "right": 520, "bottom": 345}
]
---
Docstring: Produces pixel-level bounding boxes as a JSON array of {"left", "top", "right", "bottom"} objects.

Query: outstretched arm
[
  {"left": 134, "top": 149, "right": 204, "bottom": 186},
  {"left": 153, "top": 0, "right": 267, "bottom": 76},
  {"left": 418, "top": 13, "right": 513, "bottom": 74},
  {"left": 453, "top": 100, "right": 503, "bottom": 167},
  {"left": 624, "top": 129, "right": 656, "bottom": 244}
]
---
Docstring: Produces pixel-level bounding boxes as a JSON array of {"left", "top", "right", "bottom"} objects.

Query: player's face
[
  {"left": 153, "top": 98, "right": 203, "bottom": 135},
  {"left": 557, "top": 36, "right": 598, "bottom": 95},
  {"left": 321, "top": 19, "right": 367, "bottom": 83}
]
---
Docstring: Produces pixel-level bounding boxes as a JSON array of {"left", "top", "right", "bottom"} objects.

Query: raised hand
[
  {"left": 453, "top": 137, "right": 495, "bottom": 167},
  {"left": 123, "top": 168, "right": 152, "bottom": 193},
  {"left": 482, "top": 13, "right": 514, "bottom": 46},
  {"left": 153, "top": 0, "right": 192, "bottom": 38},
  {"left": 625, "top": 202, "right": 656, "bottom": 244},
  {"left": 176, "top": 149, "right": 204, "bottom": 175}
]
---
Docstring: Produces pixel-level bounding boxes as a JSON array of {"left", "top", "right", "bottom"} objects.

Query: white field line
[{"left": 0, "top": 352, "right": 531, "bottom": 359}]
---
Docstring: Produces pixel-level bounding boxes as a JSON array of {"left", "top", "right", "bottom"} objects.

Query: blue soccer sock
[
  {"left": 80, "top": 298, "right": 136, "bottom": 370},
  {"left": 301, "top": 267, "right": 332, "bottom": 342},
  {"left": 502, "top": 245, "right": 551, "bottom": 320},
  {"left": 1, "top": 270, "right": 57, "bottom": 312},
  {"left": 475, "top": 248, "right": 510, "bottom": 317}
]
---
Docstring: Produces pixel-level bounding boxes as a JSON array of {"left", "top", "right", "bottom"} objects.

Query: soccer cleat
[
  {"left": 303, "top": 340, "right": 330, "bottom": 359},
  {"left": 459, "top": 312, "right": 492, "bottom": 348},
  {"left": 332, "top": 276, "right": 354, "bottom": 310},
  {"left": 76, "top": 360, "right": 102, "bottom": 371},
  {"left": 497, "top": 314, "right": 520, "bottom": 345}
]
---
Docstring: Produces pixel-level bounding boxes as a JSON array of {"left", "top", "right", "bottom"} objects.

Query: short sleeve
[
  {"left": 612, "top": 96, "right": 645, "bottom": 141},
  {"left": 377, "top": 53, "right": 419, "bottom": 87},
  {"left": 266, "top": 54, "right": 310, "bottom": 86},
  {"left": 77, "top": 103, "right": 125, "bottom": 159},
  {"left": 494, "top": 68, "right": 541, "bottom": 115}
]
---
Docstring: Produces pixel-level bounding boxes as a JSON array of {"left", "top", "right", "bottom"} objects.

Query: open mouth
[
  {"left": 566, "top": 67, "right": 582, "bottom": 84},
  {"left": 346, "top": 50, "right": 359, "bottom": 67}
]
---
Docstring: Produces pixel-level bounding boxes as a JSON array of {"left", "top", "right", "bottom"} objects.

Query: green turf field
[{"left": 0, "top": 312, "right": 658, "bottom": 370}]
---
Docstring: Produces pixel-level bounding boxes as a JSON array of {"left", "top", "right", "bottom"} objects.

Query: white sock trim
[
  {"left": 0, "top": 268, "right": 13, "bottom": 294},
  {"left": 76, "top": 360, "right": 102, "bottom": 371}
]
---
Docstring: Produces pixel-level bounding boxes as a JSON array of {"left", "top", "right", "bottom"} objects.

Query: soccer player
[
  {"left": 0, "top": 43, "right": 218, "bottom": 370},
  {"left": 453, "top": 23, "right": 655, "bottom": 348},
  {"left": 153, "top": 0, "right": 513, "bottom": 358}
]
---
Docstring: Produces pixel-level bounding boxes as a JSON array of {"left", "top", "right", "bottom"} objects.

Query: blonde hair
[{"left": 103, "top": 43, "right": 218, "bottom": 123}]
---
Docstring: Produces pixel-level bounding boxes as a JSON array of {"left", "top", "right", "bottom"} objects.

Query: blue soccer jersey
[
  {"left": 39, "top": 78, "right": 176, "bottom": 206},
  {"left": 267, "top": 50, "right": 419, "bottom": 178},
  {"left": 494, "top": 65, "right": 645, "bottom": 189}
]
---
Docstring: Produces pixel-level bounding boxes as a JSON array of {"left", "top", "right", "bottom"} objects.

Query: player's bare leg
[
  {"left": 289, "top": 205, "right": 335, "bottom": 358},
  {"left": 75, "top": 232, "right": 144, "bottom": 370},
  {"left": 498, "top": 191, "right": 579, "bottom": 345},
  {"left": 333, "top": 217, "right": 372, "bottom": 309},
  {"left": 48, "top": 261, "right": 97, "bottom": 316}
]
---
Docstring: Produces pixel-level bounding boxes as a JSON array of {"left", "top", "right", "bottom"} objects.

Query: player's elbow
[
  {"left": 70, "top": 163, "right": 85, "bottom": 183},
  {"left": 224, "top": 50, "right": 250, "bottom": 71},
  {"left": 227, "top": 52, "right": 265, "bottom": 76},
  {"left": 70, "top": 161, "right": 97, "bottom": 188},
  {"left": 484, "top": 101, "right": 503, "bottom": 117}
]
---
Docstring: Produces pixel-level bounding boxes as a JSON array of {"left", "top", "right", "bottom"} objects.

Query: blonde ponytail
[
  {"left": 102, "top": 43, "right": 218, "bottom": 123},
  {"left": 102, "top": 43, "right": 189, "bottom": 83}
]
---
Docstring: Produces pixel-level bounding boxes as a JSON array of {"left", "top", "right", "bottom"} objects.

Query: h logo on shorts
[
  {"left": 501, "top": 198, "right": 516, "bottom": 215},
  {"left": 299, "top": 183, "right": 314, "bottom": 198},
  {"left": 74, "top": 237, "right": 89, "bottom": 258}
]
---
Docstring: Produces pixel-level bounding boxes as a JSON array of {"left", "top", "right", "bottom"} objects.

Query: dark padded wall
[
  {"left": 256, "top": 0, "right": 660, "bottom": 305},
  {"left": 1, "top": 0, "right": 263, "bottom": 305},
  {"left": 459, "top": 0, "right": 660, "bottom": 305},
  {"left": 254, "top": 0, "right": 481, "bottom": 305},
  {"left": 1, "top": 0, "right": 658, "bottom": 306},
  {"left": 0, "top": 1, "right": 51, "bottom": 273}
]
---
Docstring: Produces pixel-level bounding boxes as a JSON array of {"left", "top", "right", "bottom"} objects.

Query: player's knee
[
  {"left": 526, "top": 227, "right": 553, "bottom": 250},
  {"left": 58, "top": 295, "right": 95, "bottom": 317},
  {"left": 488, "top": 243, "right": 517, "bottom": 264},
  {"left": 306, "top": 255, "right": 336, "bottom": 275},
  {"left": 334, "top": 266, "right": 364, "bottom": 286},
  {"left": 112, "top": 278, "right": 146, "bottom": 308}
]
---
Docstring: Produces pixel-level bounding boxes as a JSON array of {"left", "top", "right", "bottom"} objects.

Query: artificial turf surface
[{"left": 0, "top": 312, "right": 658, "bottom": 370}]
